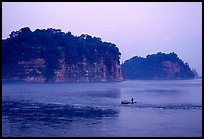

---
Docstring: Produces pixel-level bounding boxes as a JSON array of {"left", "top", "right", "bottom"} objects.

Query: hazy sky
[{"left": 2, "top": 2, "right": 202, "bottom": 76}]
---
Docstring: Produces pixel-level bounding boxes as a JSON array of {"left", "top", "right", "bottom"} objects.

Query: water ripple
[
  {"left": 120, "top": 103, "right": 202, "bottom": 110},
  {"left": 2, "top": 100, "right": 119, "bottom": 126}
]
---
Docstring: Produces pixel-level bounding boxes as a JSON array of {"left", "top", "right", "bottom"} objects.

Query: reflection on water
[
  {"left": 2, "top": 79, "right": 202, "bottom": 137},
  {"left": 82, "top": 90, "right": 121, "bottom": 98},
  {"left": 142, "top": 89, "right": 182, "bottom": 93}
]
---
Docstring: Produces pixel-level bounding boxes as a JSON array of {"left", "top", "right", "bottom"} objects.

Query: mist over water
[{"left": 2, "top": 79, "right": 202, "bottom": 137}]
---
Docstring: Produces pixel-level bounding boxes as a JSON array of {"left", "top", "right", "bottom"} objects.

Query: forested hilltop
[
  {"left": 121, "top": 52, "right": 195, "bottom": 80},
  {"left": 2, "top": 27, "right": 123, "bottom": 82}
]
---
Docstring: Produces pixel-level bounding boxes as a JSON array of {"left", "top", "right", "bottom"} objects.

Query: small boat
[{"left": 121, "top": 100, "right": 137, "bottom": 104}]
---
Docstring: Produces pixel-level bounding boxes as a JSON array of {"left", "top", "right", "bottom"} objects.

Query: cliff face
[
  {"left": 162, "top": 60, "right": 180, "bottom": 79},
  {"left": 121, "top": 52, "right": 195, "bottom": 80},
  {"left": 2, "top": 27, "right": 123, "bottom": 82},
  {"left": 53, "top": 58, "right": 123, "bottom": 82},
  {"left": 4, "top": 58, "right": 123, "bottom": 83}
]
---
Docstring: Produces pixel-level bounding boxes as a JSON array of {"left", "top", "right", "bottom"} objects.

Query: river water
[{"left": 2, "top": 79, "right": 202, "bottom": 137}]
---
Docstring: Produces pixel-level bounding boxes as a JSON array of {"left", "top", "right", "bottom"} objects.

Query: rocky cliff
[
  {"left": 2, "top": 27, "right": 123, "bottom": 82},
  {"left": 121, "top": 52, "right": 195, "bottom": 80}
]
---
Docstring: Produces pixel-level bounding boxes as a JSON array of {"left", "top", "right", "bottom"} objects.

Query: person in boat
[{"left": 131, "top": 98, "right": 134, "bottom": 104}]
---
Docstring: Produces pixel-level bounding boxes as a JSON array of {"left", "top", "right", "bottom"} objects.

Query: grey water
[{"left": 2, "top": 79, "right": 202, "bottom": 137}]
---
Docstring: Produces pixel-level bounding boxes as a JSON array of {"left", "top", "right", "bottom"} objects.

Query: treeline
[{"left": 2, "top": 27, "right": 121, "bottom": 79}]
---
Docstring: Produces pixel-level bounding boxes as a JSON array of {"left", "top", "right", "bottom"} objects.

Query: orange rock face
[
  {"left": 162, "top": 60, "right": 180, "bottom": 79},
  {"left": 54, "top": 58, "right": 123, "bottom": 82},
  {"left": 9, "top": 58, "right": 123, "bottom": 83}
]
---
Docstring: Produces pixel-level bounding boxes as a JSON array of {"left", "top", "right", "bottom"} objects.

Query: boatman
[{"left": 131, "top": 98, "right": 134, "bottom": 104}]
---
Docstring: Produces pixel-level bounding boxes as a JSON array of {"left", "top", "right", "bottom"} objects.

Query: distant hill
[
  {"left": 2, "top": 27, "right": 123, "bottom": 82},
  {"left": 121, "top": 52, "right": 195, "bottom": 80}
]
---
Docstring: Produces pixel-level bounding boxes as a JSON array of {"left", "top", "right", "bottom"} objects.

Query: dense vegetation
[
  {"left": 121, "top": 52, "right": 195, "bottom": 80},
  {"left": 2, "top": 27, "right": 121, "bottom": 80}
]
